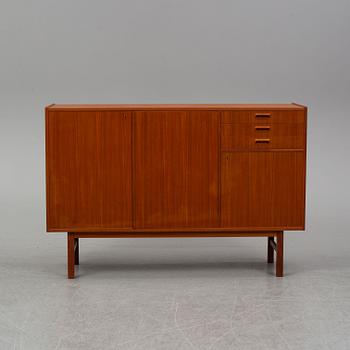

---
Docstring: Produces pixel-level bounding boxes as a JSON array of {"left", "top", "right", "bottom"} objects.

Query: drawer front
[
  {"left": 221, "top": 110, "right": 306, "bottom": 150},
  {"left": 222, "top": 110, "right": 305, "bottom": 124}
]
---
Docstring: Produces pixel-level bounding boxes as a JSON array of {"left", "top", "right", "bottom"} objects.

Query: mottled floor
[{"left": 1, "top": 235, "right": 350, "bottom": 350}]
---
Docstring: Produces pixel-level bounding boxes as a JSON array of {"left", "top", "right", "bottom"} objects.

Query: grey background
[
  {"left": 1, "top": 1, "right": 350, "bottom": 349},
  {"left": 1, "top": 0, "right": 349, "bottom": 255}
]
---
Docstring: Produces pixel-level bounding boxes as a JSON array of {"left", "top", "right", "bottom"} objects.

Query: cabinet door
[
  {"left": 46, "top": 110, "right": 132, "bottom": 230},
  {"left": 134, "top": 111, "right": 219, "bottom": 228},
  {"left": 221, "top": 151, "right": 305, "bottom": 228}
]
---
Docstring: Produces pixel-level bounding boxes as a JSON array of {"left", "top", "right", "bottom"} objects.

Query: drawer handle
[
  {"left": 255, "top": 138, "right": 270, "bottom": 143},
  {"left": 255, "top": 126, "right": 271, "bottom": 130},
  {"left": 255, "top": 113, "right": 271, "bottom": 118}
]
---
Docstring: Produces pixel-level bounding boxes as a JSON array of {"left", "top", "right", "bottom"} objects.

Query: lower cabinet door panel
[
  {"left": 46, "top": 110, "right": 133, "bottom": 230},
  {"left": 221, "top": 151, "right": 305, "bottom": 228},
  {"left": 134, "top": 110, "right": 219, "bottom": 228}
]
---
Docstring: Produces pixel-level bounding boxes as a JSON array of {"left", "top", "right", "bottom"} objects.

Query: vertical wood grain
[
  {"left": 134, "top": 110, "right": 219, "bottom": 228},
  {"left": 46, "top": 110, "right": 132, "bottom": 230},
  {"left": 221, "top": 110, "right": 306, "bottom": 150},
  {"left": 221, "top": 151, "right": 305, "bottom": 228}
]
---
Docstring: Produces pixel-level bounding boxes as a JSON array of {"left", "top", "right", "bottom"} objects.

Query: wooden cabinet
[{"left": 45, "top": 103, "right": 307, "bottom": 278}]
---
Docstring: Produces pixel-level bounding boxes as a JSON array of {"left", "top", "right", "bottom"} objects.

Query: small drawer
[
  {"left": 254, "top": 112, "right": 271, "bottom": 119},
  {"left": 222, "top": 110, "right": 305, "bottom": 125},
  {"left": 221, "top": 121, "right": 305, "bottom": 150},
  {"left": 253, "top": 110, "right": 305, "bottom": 125}
]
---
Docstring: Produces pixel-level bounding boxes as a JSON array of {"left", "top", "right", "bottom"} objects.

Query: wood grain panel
[
  {"left": 134, "top": 111, "right": 219, "bottom": 228},
  {"left": 221, "top": 110, "right": 306, "bottom": 150},
  {"left": 46, "top": 110, "right": 132, "bottom": 230},
  {"left": 221, "top": 122, "right": 305, "bottom": 150},
  {"left": 222, "top": 110, "right": 305, "bottom": 124},
  {"left": 221, "top": 151, "right": 305, "bottom": 228},
  {"left": 222, "top": 110, "right": 252, "bottom": 123}
]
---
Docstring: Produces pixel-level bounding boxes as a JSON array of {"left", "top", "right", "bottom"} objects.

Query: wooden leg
[
  {"left": 67, "top": 233, "right": 75, "bottom": 279},
  {"left": 276, "top": 231, "right": 284, "bottom": 277},
  {"left": 74, "top": 238, "right": 79, "bottom": 265},
  {"left": 267, "top": 237, "right": 274, "bottom": 263}
]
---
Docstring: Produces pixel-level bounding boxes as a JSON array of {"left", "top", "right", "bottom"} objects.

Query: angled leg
[
  {"left": 74, "top": 238, "right": 79, "bottom": 265},
  {"left": 267, "top": 237, "right": 274, "bottom": 263},
  {"left": 276, "top": 231, "right": 284, "bottom": 277},
  {"left": 67, "top": 233, "right": 75, "bottom": 279}
]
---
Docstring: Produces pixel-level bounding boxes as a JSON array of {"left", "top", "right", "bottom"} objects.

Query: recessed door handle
[
  {"left": 255, "top": 138, "right": 270, "bottom": 143},
  {"left": 255, "top": 126, "right": 271, "bottom": 130},
  {"left": 255, "top": 113, "right": 271, "bottom": 118}
]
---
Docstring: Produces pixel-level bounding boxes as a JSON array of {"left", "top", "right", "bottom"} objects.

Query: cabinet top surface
[{"left": 46, "top": 103, "right": 306, "bottom": 111}]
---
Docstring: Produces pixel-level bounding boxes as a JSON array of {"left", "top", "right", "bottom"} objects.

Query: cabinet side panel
[
  {"left": 134, "top": 111, "right": 219, "bottom": 228},
  {"left": 46, "top": 110, "right": 132, "bottom": 230}
]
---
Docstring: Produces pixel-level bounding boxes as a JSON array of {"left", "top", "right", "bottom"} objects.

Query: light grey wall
[{"left": 1, "top": 0, "right": 349, "bottom": 256}]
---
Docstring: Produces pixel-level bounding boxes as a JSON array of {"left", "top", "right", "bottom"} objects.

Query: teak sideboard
[{"left": 45, "top": 103, "right": 307, "bottom": 278}]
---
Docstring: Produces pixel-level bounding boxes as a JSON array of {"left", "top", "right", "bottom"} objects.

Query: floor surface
[{"left": 1, "top": 235, "right": 350, "bottom": 350}]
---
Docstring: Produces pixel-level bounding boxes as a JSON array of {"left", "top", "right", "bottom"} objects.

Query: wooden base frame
[{"left": 67, "top": 231, "right": 284, "bottom": 279}]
